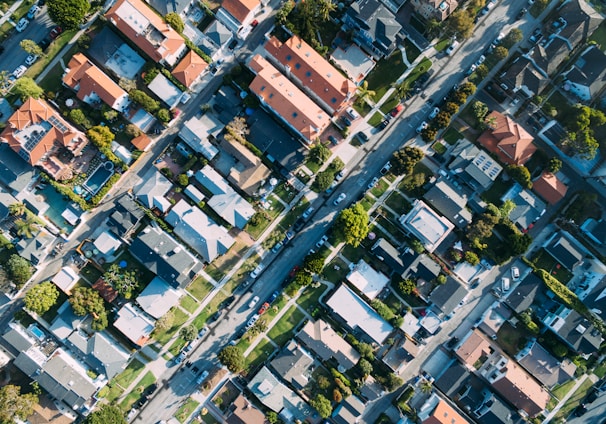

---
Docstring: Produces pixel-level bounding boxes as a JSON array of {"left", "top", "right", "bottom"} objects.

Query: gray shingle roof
[{"left": 429, "top": 277, "right": 467, "bottom": 315}]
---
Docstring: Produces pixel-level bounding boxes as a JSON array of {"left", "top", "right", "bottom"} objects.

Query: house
[
  {"left": 544, "top": 231, "right": 586, "bottom": 271},
  {"left": 563, "top": 46, "right": 606, "bottom": 101},
  {"left": 130, "top": 225, "right": 203, "bottom": 288},
  {"left": 0, "top": 143, "right": 36, "bottom": 195},
  {"left": 178, "top": 115, "right": 221, "bottom": 160},
  {"left": 542, "top": 305, "right": 602, "bottom": 354},
  {"left": 453, "top": 148, "right": 503, "bottom": 191},
  {"left": 332, "top": 395, "right": 366, "bottom": 424},
  {"left": 330, "top": 44, "right": 376, "bottom": 85},
  {"left": 148, "top": 73, "right": 183, "bottom": 109},
  {"left": 526, "top": 38, "right": 573, "bottom": 78},
  {"left": 418, "top": 393, "right": 469, "bottom": 424},
  {"left": 195, "top": 165, "right": 255, "bottom": 229},
  {"left": 134, "top": 168, "right": 172, "bottom": 213},
  {"left": 402, "top": 253, "right": 441, "bottom": 300},
  {"left": 455, "top": 329, "right": 495, "bottom": 371},
  {"left": 225, "top": 393, "right": 266, "bottom": 424},
  {"left": 51, "top": 266, "right": 80, "bottom": 294},
  {"left": 582, "top": 275, "right": 606, "bottom": 321},
  {"left": 88, "top": 26, "right": 146, "bottom": 80},
  {"left": 248, "top": 54, "right": 331, "bottom": 144},
  {"left": 269, "top": 340, "right": 314, "bottom": 390},
  {"left": 346, "top": 259, "right": 390, "bottom": 300},
  {"left": 106, "top": 0, "right": 187, "bottom": 66},
  {"left": 247, "top": 366, "right": 313, "bottom": 423},
  {"left": 581, "top": 217, "right": 606, "bottom": 246},
  {"left": 532, "top": 172, "right": 568, "bottom": 205},
  {"left": 106, "top": 194, "right": 145, "bottom": 239},
  {"left": 204, "top": 20, "right": 234, "bottom": 53},
  {"left": 113, "top": 303, "right": 156, "bottom": 347},
  {"left": 165, "top": 199, "right": 235, "bottom": 263},
  {"left": 172, "top": 50, "right": 208, "bottom": 88},
  {"left": 503, "top": 273, "right": 543, "bottom": 314},
  {"left": 93, "top": 230, "right": 122, "bottom": 256},
  {"left": 557, "top": 0, "right": 603, "bottom": 49},
  {"left": 216, "top": 136, "right": 271, "bottom": 196},
  {"left": 399, "top": 199, "right": 455, "bottom": 253},
  {"left": 264, "top": 36, "right": 356, "bottom": 115},
  {"left": 326, "top": 284, "right": 394, "bottom": 345},
  {"left": 217, "top": 0, "right": 261, "bottom": 35},
  {"left": 184, "top": 184, "right": 205, "bottom": 204},
  {"left": 515, "top": 340, "right": 576, "bottom": 388},
  {"left": 500, "top": 56, "right": 549, "bottom": 98},
  {"left": 371, "top": 238, "right": 407, "bottom": 276},
  {"left": 0, "top": 98, "right": 88, "bottom": 181},
  {"left": 136, "top": 276, "right": 182, "bottom": 319},
  {"left": 477, "top": 303, "right": 511, "bottom": 339},
  {"left": 16, "top": 230, "right": 55, "bottom": 266},
  {"left": 342, "top": 0, "right": 402, "bottom": 60},
  {"left": 131, "top": 133, "right": 152, "bottom": 151},
  {"left": 296, "top": 319, "right": 361, "bottom": 370},
  {"left": 478, "top": 112, "right": 536, "bottom": 165},
  {"left": 146, "top": 0, "right": 194, "bottom": 15},
  {"left": 382, "top": 335, "right": 420, "bottom": 372},
  {"left": 502, "top": 185, "right": 546, "bottom": 231},
  {"left": 411, "top": 0, "right": 459, "bottom": 21},
  {"left": 62, "top": 53, "right": 130, "bottom": 111},
  {"left": 424, "top": 178, "right": 472, "bottom": 228},
  {"left": 430, "top": 277, "right": 468, "bottom": 316}
]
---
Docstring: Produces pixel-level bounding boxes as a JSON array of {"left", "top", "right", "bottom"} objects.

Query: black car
[
  {"left": 574, "top": 404, "right": 587, "bottom": 417},
  {"left": 586, "top": 388, "right": 599, "bottom": 403},
  {"left": 38, "top": 38, "right": 51, "bottom": 51},
  {"left": 143, "top": 384, "right": 158, "bottom": 397},
  {"left": 377, "top": 120, "right": 389, "bottom": 131},
  {"left": 207, "top": 310, "right": 222, "bottom": 323},
  {"left": 516, "top": 7, "right": 527, "bottom": 20},
  {"left": 341, "top": 116, "right": 352, "bottom": 127},
  {"left": 293, "top": 218, "right": 305, "bottom": 232},
  {"left": 417, "top": 72, "right": 430, "bottom": 85},
  {"left": 228, "top": 39, "right": 238, "bottom": 50},
  {"left": 356, "top": 132, "right": 369, "bottom": 142},
  {"left": 221, "top": 296, "right": 236, "bottom": 309},
  {"left": 268, "top": 290, "right": 280, "bottom": 304}
]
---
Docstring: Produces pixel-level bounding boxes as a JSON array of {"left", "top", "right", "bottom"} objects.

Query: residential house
[
  {"left": 563, "top": 46, "right": 606, "bottom": 101},
  {"left": 136, "top": 276, "right": 182, "bottom": 319},
  {"left": 16, "top": 230, "right": 55, "bottom": 266},
  {"left": 500, "top": 56, "right": 549, "bottom": 98},
  {"left": 515, "top": 340, "right": 576, "bottom": 388},
  {"left": 178, "top": 115, "right": 221, "bottom": 160},
  {"left": 330, "top": 44, "right": 376, "bottom": 85},
  {"left": 87, "top": 26, "right": 146, "bottom": 80},
  {"left": 134, "top": 168, "right": 173, "bottom": 213},
  {"left": 216, "top": 136, "right": 271, "bottom": 196},
  {"left": 542, "top": 305, "right": 602, "bottom": 354},
  {"left": 399, "top": 199, "right": 455, "bottom": 253},
  {"left": 106, "top": 194, "right": 145, "bottom": 239},
  {"left": 455, "top": 329, "right": 496, "bottom": 371},
  {"left": 184, "top": 184, "right": 205, "bottom": 204},
  {"left": 93, "top": 231, "right": 122, "bottom": 257},
  {"left": 113, "top": 303, "right": 156, "bottom": 347},
  {"left": 332, "top": 395, "right": 366, "bottom": 424},
  {"left": 342, "top": 0, "right": 402, "bottom": 60},
  {"left": 503, "top": 273, "right": 543, "bottom": 314},
  {"left": 532, "top": 172, "right": 568, "bottom": 205},
  {"left": 424, "top": 178, "right": 472, "bottom": 228},
  {"left": 477, "top": 303, "right": 511, "bottom": 339},
  {"left": 582, "top": 275, "right": 606, "bottom": 321},
  {"left": 526, "top": 38, "right": 573, "bottom": 79},
  {"left": 371, "top": 238, "right": 407, "bottom": 276},
  {"left": 130, "top": 225, "right": 203, "bottom": 288},
  {"left": 326, "top": 284, "right": 394, "bottom": 345},
  {"left": 247, "top": 366, "right": 313, "bottom": 423},
  {"left": 382, "top": 334, "right": 421, "bottom": 372},
  {"left": 429, "top": 277, "right": 468, "bottom": 316},
  {"left": 296, "top": 319, "right": 361, "bottom": 370},
  {"left": 544, "top": 231, "right": 586, "bottom": 271},
  {"left": 172, "top": 50, "right": 208, "bottom": 88},
  {"left": 449, "top": 145, "right": 503, "bottom": 191},
  {"left": 106, "top": 0, "right": 187, "bottom": 67},
  {"left": 502, "top": 185, "right": 546, "bottom": 231},
  {"left": 146, "top": 0, "right": 194, "bottom": 15},
  {"left": 0, "top": 98, "right": 88, "bottom": 181},
  {"left": 411, "top": 0, "right": 459, "bottom": 21},
  {"left": 557, "top": 0, "right": 603, "bottom": 50},
  {"left": 194, "top": 165, "right": 255, "bottom": 229},
  {"left": 346, "top": 259, "right": 390, "bottom": 300},
  {"left": 204, "top": 20, "right": 234, "bottom": 53},
  {"left": 217, "top": 0, "right": 261, "bottom": 35},
  {"left": 131, "top": 133, "right": 152, "bottom": 151},
  {"left": 402, "top": 253, "right": 441, "bottom": 300},
  {"left": 165, "top": 199, "right": 235, "bottom": 263},
  {"left": 148, "top": 73, "right": 183, "bottom": 109},
  {"left": 478, "top": 112, "right": 536, "bottom": 165},
  {"left": 581, "top": 217, "right": 606, "bottom": 246},
  {"left": 248, "top": 54, "right": 331, "bottom": 143},
  {"left": 0, "top": 143, "right": 36, "bottom": 195},
  {"left": 264, "top": 36, "right": 356, "bottom": 115},
  {"left": 269, "top": 340, "right": 314, "bottom": 390},
  {"left": 418, "top": 393, "right": 470, "bottom": 424},
  {"left": 62, "top": 53, "right": 130, "bottom": 112},
  {"left": 225, "top": 393, "right": 266, "bottom": 424},
  {"left": 51, "top": 266, "right": 80, "bottom": 294}
]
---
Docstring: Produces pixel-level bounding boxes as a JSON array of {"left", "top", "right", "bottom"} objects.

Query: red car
[
  {"left": 251, "top": 19, "right": 259, "bottom": 29},
  {"left": 258, "top": 302, "right": 270, "bottom": 315},
  {"left": 288, "top": 266, "right": 300, "bottom": 278},
  {"left": 390, "top": 104, "right": 404, "bottom": 117},
  {"left": 50, "top": 26, "right": 63, "bottom": 39}
]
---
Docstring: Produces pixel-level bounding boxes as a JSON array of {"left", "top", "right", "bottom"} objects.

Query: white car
[
  {"left": 476, "top": 55, "right": 486, "bottom": 66},
  {"left": 501, "top": 277, "right": 511, "bottom": 292},
  {"left": 13, "top": 65, "right": 27, "bottom": 78},
  {"left": 445, "top": 41, "right": 459, "bottom": 56},
  {"left": 248, "top": 296, "right": 260, "bottom": 309},
  {"left": 416, "top": 121, "right": 428, "bottom": 134},
  {"left": 25, "top": 54, "right": 39, "bottom": 66},
  {"left": 333, "top": 193, "right": 347, "bottom": 206},
  {"left": 250, "top": 264, "right": 265, "bottom": 279},
  {"left": 16, "top": 18, "right": 28, "bottom": 32},
  {"left": 367, "top": 177, "right": 379, "bottom": 190},
  {"left": 511, "top": 267, "right": 520, "bottom": 281},
  {"left": 245, "top": 314, "right": 260, "bottom": 329},
  {"left": 466, "top": 64, "right": 477, "bottom": 76},
  {"left": 346, "top": 107, "right": 360, "bottom": 120},
  {"left": 429, "top": 107, "right": 440, "bottom": 119},
  {"left": 315, "top": 235, "right": 329, "bottom": 248},
  {"left": 302, "top": 206, "right": 315, "bottom": 219},
  {"left": 195, "top": 370, "right": 209, "bottom": 385}
]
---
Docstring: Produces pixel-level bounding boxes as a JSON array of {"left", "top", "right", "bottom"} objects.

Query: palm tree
[
  {"left": 356, "top": 81, "right": 376, "bottom": 106},
  {"left": 420, "top": 380, "right": 433, "bottom": 394},
  {"left": 316, "top": 0, "right": 336, "bottom": 21},
  {"left": 15, "top": 215, "right": 39, "bottom": 239},
  {"left": 393, "top": 80, "right": 412, "bottom": 101},
  {"left": 8, "top": 202, "right": 26, "bottom": 217}
]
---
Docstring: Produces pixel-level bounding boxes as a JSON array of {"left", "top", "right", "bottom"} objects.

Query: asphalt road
[{"left": 566, "top": 386, "right": 606, "bottom": 424}]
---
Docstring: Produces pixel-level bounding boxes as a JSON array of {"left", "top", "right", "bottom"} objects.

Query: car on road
[
  {"left": 333, "top": 193, "right": 347, "bottom": 205},
  {"left": 380, "top": 161, "right": 392, "bottom": 175},
  {"left": 246, "top": 314, "right": 260, "bottom": 329},
  {"left": 13, "top": 65, "right": 27, "bottom": 78},
  {"left": 516, "top": 8, "right": 527, "bottom": 19},
  {"left": 293, "top": 218, "right": 305, "bottom": 232},
  {"left": 328, "top": 135, "right": 339, "bottom": 145},
  {"left": 284, "top": 230, "right": 295, "bottom": 241},
  {"left": 38, "top": 38, "right": 51, "bottom": 51},
  {"left": 50, "top": 26, "right": 63, "bottom": 39},
  {"left": 174, "top": 351, "right": 187, "bottom": 364},
  {"left": 25, "top": 54, "right": 39, "bottom": 66},
  {"left": 27, "top": 5, "right": 41, "bottom": 19},
  {"left": 511, "top": 267, "right": 520, "bottom": 281},
  {"left": 377, "top": 119, "right": 389, "bottom": 130},
  {"left": 416, "top": 121, "right": 428, "bottom": 134},
  {"left": 268, "top": 290, "right": 280, "bottom": 304},
  {"left": 198, "top": 326, "right": 209, "bottom": 338},
  {"left": 228, "top": 39, "right": 238, "bottom": 50},
  {"left": 428, "top": 107, "right": 440, "bottom": 119},
  {"left": 302, "top": 206, "right": 315, "bottom": 219},
  {"left": 326, "top": 180, "right": 338, "bottom": 194},
  {"left": 573, "top": 403, "right": 587, "bottom": 417},
  {"left": 390, "top": 104, "right": 404, "bottom": 117},
  {"left": 258, "top": 302, "right": 270, "bottom": 315},
  {"left": 586, "top": 388, "right": 599, "bottom": 403},
  {"left": 221, "top": 296, "right": 236, "bottom": 310},
  {"left": 196, "top": 370, "right": 209, "bottom": 385},
  {"left": 248, "top": 296, "right": 260, "bottom": 309},
  {"left": 16, "top": 18, "right": 29, "bottom": 32},
  {"left": 501, "top": 277, "right": 511, "bottom": 292},
  {"left": 367, "top": 177, "right": 379, "bottom": 190},
  {"left": 476, "top": 55, "right": 486, "bottom": 66},
  {"left": 207, "top": 310, "right": 222, "bottom": 324},
  {"left": 445, "top": 40, "right": 459, "bottom": 55},
  {"left": 335, "top": 168, "right": 347, "bottom": 182},
  {"left": 271, "top": 241, "right": 284, "bottom": 253},
  {"left": 315, "top": 235, "right": 329, "bottom": 248},
  {"left": 356, "top": 131, "right": 369, "bottom": 142},
  {"left": 143, "top": 384, "right": 158, "bottom": 397},
  {"left": 289, "top": 266, "right": 300, "bottom": 279},
  {"left": 250, "top": 264, "right": 265, "bottom": 279},
  {"left": 466, "top": 64, "right": 477, "bottom": 76},
  {"left": 250, "top": 19, "right": 259, "bottom": 29}
]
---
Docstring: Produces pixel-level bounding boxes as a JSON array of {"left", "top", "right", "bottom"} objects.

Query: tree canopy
[
  {"left": 87, "top": 125, "right": 115, "bottom": 148},
  {"left": 25, "top": 282, "right": 59, "bottom": 315},
  {"left": 309, "top": 143, "right": 331, "bottom": 164},
  {"left": 218, "top": 345, "right": 246, "bottom": 373},
  {"left": 12, "top": 77, "right": 44, "bottom": 101},
  {"left": 547, "top": 157, "right": 562, "bottom": 173},
  {"left": 47, "top": 0, "right": 90, "bottom": 30},
  {"left": 129, "top": 89, "right": 160, "bottom": 113},
  {"left": 507, "top": 164, "right": 532, "bottom": 189},
  {"left": 82, "top": 405, "right": 126, "bottom": 424},
  {"left": 165, "top": 12, "right": 184, "bottom": 33},
  {"left": 313, "top": 170, "right": 334, "bottom": 191},
  {"left": 6, "top": 254, "right": 32, "bottom": 287},
  {"left": 69, "top": 287, "right": 108, "bottom": 331},
  {"left": 391, "top": 146, "right": 424, "bottom": 176},
  {"left": 334, "top": 203, "right": 369, "bottom": 247},
  {"left": 303, "top": 251, "right": 325, "bottom": 274},
  {"left": 0, "top": 385, "right": 38, "bottom": 423},
  {"left": 19, "top": 39, "right": 43, "bottom": 56},
  {"left": 310, "top": 394, "right": 333, "bottom": 418},
  {"left": 446, "top": 9, "right": 475, "bottom": 38},
  {"left": 180, "top": 324, "right": 197, "bottom": 341},
  {"left": 102, "top": 264, "right": 139, "bottom": 299}
]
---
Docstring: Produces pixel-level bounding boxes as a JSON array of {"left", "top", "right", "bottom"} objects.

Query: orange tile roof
[
  {"left": 131, "top": 134, "right": 152, "bottom": 150},
  {"left": 106, "top": 0, "right": 185, "bottom": 65},
  {"left": 478, "top": 111, "right": 536, "bottom": 165},
  {"left": 63, "top": 53, "right": 127, "bottom": 109},
  {"left": 265, "top": 36, "right": 356, "bottom": 114},
  {"left": 222, "top": 0, "right": 260, "bottom": 23},
  {"left": 172, "top": 50, "right": 208, "bottom": 88},
  {"left": 533, "top": 171, "right": 568, "bottom": 205},
  {"left": 249, "top": 55, "right": 331, "bottom": 142},
  {"left": 423, "top": 399, "right": 469, "bottom": 424},
  {"left": 454, "top": 329, "right": 493, "bottom": 368}
]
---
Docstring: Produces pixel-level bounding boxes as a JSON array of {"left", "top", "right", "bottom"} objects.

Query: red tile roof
[
  {"left": 423, "top": 399, "right": 469, "bottom": 424},
  {"left": 131, "top": 134, "right": 152, "bottom": 150},
  {"left": 222, "top": 0, "right": 260, "bottom": 23},
  {"left": 172, "top": 50, "right": 208, "bottom": 88},
  {"left": 478, "top": 111, "right": 536, "bottom": 165},
  {"left": 533, "top": 172, "right": 568, "bottom": 204}
]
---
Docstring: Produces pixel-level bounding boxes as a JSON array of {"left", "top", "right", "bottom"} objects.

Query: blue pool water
[
  {"left": 83, "top": 161, "right": 114, "bottom": 195},
  {"left": 28, "top": 324, "right": 45, "bottom": 341}
]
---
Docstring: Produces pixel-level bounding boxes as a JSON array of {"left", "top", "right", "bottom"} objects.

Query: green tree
[
  {"left": 87, "top": 125, "right": 115, "bottom": 147},
  {"left": 316, "top": 0, "right": 336, "bottom": 20},
  {"left": 499, "top": 199, "right": 516, "bottom": 220},
  {"left": 24, "top": 281, "right": 59, "bottom": 315},
  {"left": 458, "top": 82, "right": 476, "bottom": 96},
  {"left": 507, "top": 232, "right": 532, "bottom": 256},
  {"left": 397, "top": 278, "right": 416, "bottom": 295},
  {"left": 507, "top": 165, "right": 532, "bottom": 189},
  {"left": 0, "top": 385, "right": 37, "bottom": 423},
  {"left": 129, "top": 89, "right": 160, "bottom": 113},
  {"left": 310, "top": 394, "right": 333, "bottom": 418},
  {"left": 357, "top": 342, "right": 375, "bottom": 361},
  {"left": 464, "top": 251, "right": 480, "bottom": 266},
  {"left": 12, "top": 77, "right": 44, "bottom": 100},
  {"left": 103, "top": 109, "right": 118, "bottom": 122},
  {"left": 9, "top": 202, "right": 26, "bottom": 216},
  {"left": 393, "top": 80, "right": 412, "bottom": 101},
  {"left": 565, "top": 129, "right": 599, "bottom": 159},
  {"left": 436, "top": 274, "right": 447, "bottom": 285},
  {"left": 443, "top": 102, "right": 459, "bottom": 115},
  {"left": 19, "top": 39, "right": 43, "bottom": 56},
  {"left": 547, "top": 157, "right": 562, "bottom": 174},
  {"left": 125, "top": 124, "right": 142, "bottom": 138},
  {"left": 103, "top": 264, "right": 139, "bottom": 299},
  {"left": 275, "top": 0, "right": 295, "bottom": 25},
  {"left": 304, "top": 251, "right": 325, "bottom": 274},
  {"left": 472, "top": 101, "right": 489, "bottom": 123},
  {"left": 421, "top": 127, "right": 438, "bottom": 143},
  {"left": 334, "top": 203, "right": 369, "bottom": 247},
  {"left": 165, "top": 12, "right": 184, "bottom": 33},
  {"left": 82, "top": 404, "right": 126, "bottom": 424},
  {"left": 446, "top": 9, "right": 475, "bottom": 38},
  {"left": 177, "top": 174, "right": 189, "bottom": 186},
  {"left": 155, "top": 310, "right": 174, "bottom": 331},
  {"left": 358, "top": 358, "right": 373, "bottom": 377},
  {"left": 266, "top": 411, "right": 279, "bottom": 424},
  {"left": 434, "top": 111, "right": 451, "bottom": 129},
  {"left": 384, "top": 373, "right": 403, "bottom": 391},
  {"left": 492, "top": 46, "right": 509, "bottom": 61},
  {"left": 218, "top": 345, "right": 246, "bottom": 373},
  {"left": 333, "top": 388, "right": 343, "bottom": 403},
  {"left": 69, "top": 108, "right": 89, "bottom": 127},
  {"left": 475, "top": 63, "right": 489, "bottom": 80},
  {"left": 15, "top": 215, "right": 39, "bottom": 238},
  {"left": 451, "top": 90, "right": 468, "bottom": 105},
  {"left": 420, "top": 380, "right": 433, "bottom": 394},
  {"left": 47, "top": 0, "right": 90, "bottom": 30},
  {"left": 391, "top": 146, "right": 424, "bottom": 176},
  {"left": 69, "top": 287, "right": 108, "bottom": 331},
  {"left": 355, "top": 80, "right": 376, "bottom": 105},
  {"left": 6, "top": 254, "right": 32, "bottom": 286},
  {"left": 313, "top": 170, "right": 334, "bottom": 191},
  {"left": 156, "top": 108, "right": 171, "bottom": 123},
  {"left": 293, "top": 270, "right": 313, "bottom": 287},
  {"left": 180, "top": 324, "right": 197, "bottom": 341},
  {"left": 309, "top": 142, "right": 331, "bottom": 164},
  {"left": 504, "top": 28, "right": 523, "bottom": 48}
]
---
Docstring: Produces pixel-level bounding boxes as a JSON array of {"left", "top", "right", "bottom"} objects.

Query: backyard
[
  {"left": 530, "top": 248, "right": 573, "bottom": 284},
  {"left": 496, "top": 322, "right": 527, "bottom": 356},
  {"left": 366, "top": 51, "right": 408, "bottom": 102}
]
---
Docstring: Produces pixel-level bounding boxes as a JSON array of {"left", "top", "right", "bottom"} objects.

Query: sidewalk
[
  {"left": 0, "top": 0, "right": 24, "bottom": 26},
  {"left": 543, "top": 373, "right": 599, "bottom": 423}
]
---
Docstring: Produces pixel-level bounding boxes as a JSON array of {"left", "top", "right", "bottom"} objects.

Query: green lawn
[
  {"left": 305, "top": 158, "right": 323, "bottom": 174},
  {"left": 442, "top": 127, "right": 464, "bottom": 145},
  {"left": 342, "top": 244, "right": 367, "bottom": 263},
  {"left": 119, "top": 371, "right": 156, "bottom": 412},
  {"left": 403, "top": 38, "right": 421, "bottom": 62},
  {"left": 246, "top": 196, "right": 285, "bottom": 239},
  {"left": 594, "top": 360, "right": 606, "bottom": 378},
  {"left": 153, "top": 307, "right": 189, "bottom": 346},
  {"left": 114, "top": 359, "right": 145, "bottom": 390},
  {"left": 266, "top": 294, "right": 288, "bottom": 318},
  {"left": 552, "top": 379, "right": 578, "bottom": 401},
  {"left": 80, "top": 264, "right": 103, "bottom": 284},
  {"left": 432, "top": 141, "right": 447, "bottom": 155},
  {"left": 385, "top": 192, "right": 412, "bottom": 215},
  {"left": 547, "top": 90, "right": 575, "bottom": 122},
  {"left": 368, "top": 111, "right": 385, "bottom": 127},
  {"left": 25, "top": 30, "right": 78, "bottom": 80},
  {"left": 359, "top": 194, "right": 375, "bottom": 211},
  {"left": 366, "top": 51, "right": 408, "bottom": 102},
  {"left": 403, "top": 58, "right": 432, "bottom": 86},
  {"left": 245, "top": 338, "right": 276, "bottom": 370},
  {"left": 168, "top": 337, "right": 188, "bottom": 357},
  {"left": 38, "top": 62, "right": 68, "bottom": 93},
  {"left": 187, "top": 276, "right": 214, "bottom": 301},
  {"left": 555, "top": 378, "right": 594, "bottom": 420},
  {"left": 480, "top": 177, "right": 512, "bottom": 205},
  {"left": 370, "top": 179, "right": 390, "bottom": 198},
  {"left": 175, "top": 398, "right": 200, "bottom": 424},
  {"left": 496, "top": 322, "right": 528, "bottom": 356},
  {"left": 322, "top": 257, "right": 349, "bottom": 283},
  {"left": 380, "top": 93, "right": 400, "bottom": 115},
  {"left": 278, "top": 198, "right": 310, "bottom": 230},
  {"left": 274, "top": 183, "right": 297, "bottom": 204},
  {"left": 531, "top": 248, "right": 574, "bottom": 284},
  {"left": 590, "top": 21, "right": 606, "bottom": 51},
  {"left": 353, "top": 101, "right": 373, "bottom": 117},
  {"left": 180, "top": 295, "right": 199, "bottom": 314},
  {"left": 435, "top": 38, "right": 451, "bottom": 52},
  {"left": 267, "top": 305, "right": 306, "bottom": 347},
  {"left": 297, "top": 283, "right": 327, "bottom": 312}
]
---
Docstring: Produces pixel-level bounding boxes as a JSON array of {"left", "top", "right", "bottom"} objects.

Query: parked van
[{"left": 501, "top": 277, "right": 510, "bottom": 292}]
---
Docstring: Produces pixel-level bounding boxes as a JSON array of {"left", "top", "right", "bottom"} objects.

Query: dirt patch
[{"left": 200, "top": 368, "right": 228, "bottom": 396}]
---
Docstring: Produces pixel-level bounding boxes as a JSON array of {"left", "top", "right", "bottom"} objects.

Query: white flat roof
[
  {"left": 148, "top": 73, "right": 182, "bottom": 108},
  {"left": 113, "top": 303, "right": 155, "bottom": 346},
  {"left": 346, "top": 260, "right": 389, "bottom": 300},
  {"left": 400, "top": 200, "right": 454, "bottom": 253},
  {"left": 51, "top": 267, "right": 80, "bottom": 293},
  {"left": 326, "top": 285, "right": 393, "bottom": 344},
  {"left": 136, "top": 276, "right": 182, "bottom": 319}
]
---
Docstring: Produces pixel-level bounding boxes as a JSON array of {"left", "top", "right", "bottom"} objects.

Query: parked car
[
  {"left": 380, "top": 161, "right": 392, "bottom": 175},
  {"left": 445, "top": 40, "right": 459, "bottom": 55},
  {"left": 476, "top": 55, "right": 486, "bottom": 66},
  {"left": 326, "top": 180, "right": 338, "bottom": 194},
  {"left": 416, "top": 121, "right": 428, "bottom": 134},
  {"left": 38, "top": 38, "right": 51, "bottom": 51},
  {"left": 501, "top": 277, "right": 511, "bottom": 292},
  {"left": 333, "top": 193, "right": 347, "bottom": 206},
  {"left": 328, "top": 135, "right": 339, "bottom": 145},
  {"left": 16, "top": 18, "right": 28, "bottom": 32},
  {"left": 49, "top": 26, "right": 63, "bottom": 39},
  {"left": 466, "top": 64, "right": 477, "bottom": 76},
  {"left": 221, "top": 296, "right": 236, "bottom": 309},
  {"left": 250, "top": 264, "right": 265, "bottom": 279},
  {"left": 250, "top": 19, "right": 259, "bottom": 29},
  {"left": 346, "top": 107, "right": 360, "bottom": 120},
  {"left": 207, "top": 310, "right": 222, "bottom": 324},
  {"left": 293, "top": 218, "right": 305, "bottom": 232},
  {"left": 198, "top": 326, "right": 209, "bottom": 338},
  {"left": 268, "top": 290, "right": 280, "bottom": 304},
  {"left": 196, "top": 370, "right": 209, "bottom": 385},
  {"left": 13, "top": 66, "right": 27, "bottom": 78},
  {"left": 335, "top": 168, "right": 347, "bottom": 182},
  {"left": 25, "top": 54, "right": 39, "bottom": 66},
  {"left": 245, "top": 314, "right": 260, "bottom": 329},
  {"left": 429, "top": 107, "right": 440, "bottom": 119},
  {"left": 341, "top": 115, "right": 352, "bottom": 127},
  {"left": 516, "top": 8, "right": 527, "bottom": 20},
  {"left": 228, "top": 39, "right": 238, "bottom": 50},
  {"left": 356, "top": 131, "right": 369, "bottom": 142},
  {"left": 248, "top": 296, "right": 260, "bottom": 309},
  {"left": 367, "top": 177, "right": 379, "bottom": 190},
  {"left": 143, "top": 384, "right": 158, "bottom": 397},
  {"left": 511, "top": 267, "right": 520, "bottom": 281},
  {"left": 27, "top": 5, "right": 41, "bottom": 19},
  {"left": 315, "top": 235, "right": 329, "bottom": 248},
  {"left": 377, "top": 119, "right": 389, "bottom": 131},
  {"left": 390, "top": 104, "right": 404, "bottom": 117},
  {"left": 258, "top": 302, "right": 270, "bottom": 315},
  {"left": 271, "top": 241, "right": 284, "bottom": 253},
  {"left": 302, "top": 206, "right": 315, "bottom": 219}
]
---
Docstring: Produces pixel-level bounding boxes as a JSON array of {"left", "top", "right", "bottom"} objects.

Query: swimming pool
[
  {"left": 83, "top": 161, "right": 114, "bottom": 195},
  {"left": 28, "top": 324, "right": 45, "bottom": 341}
]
